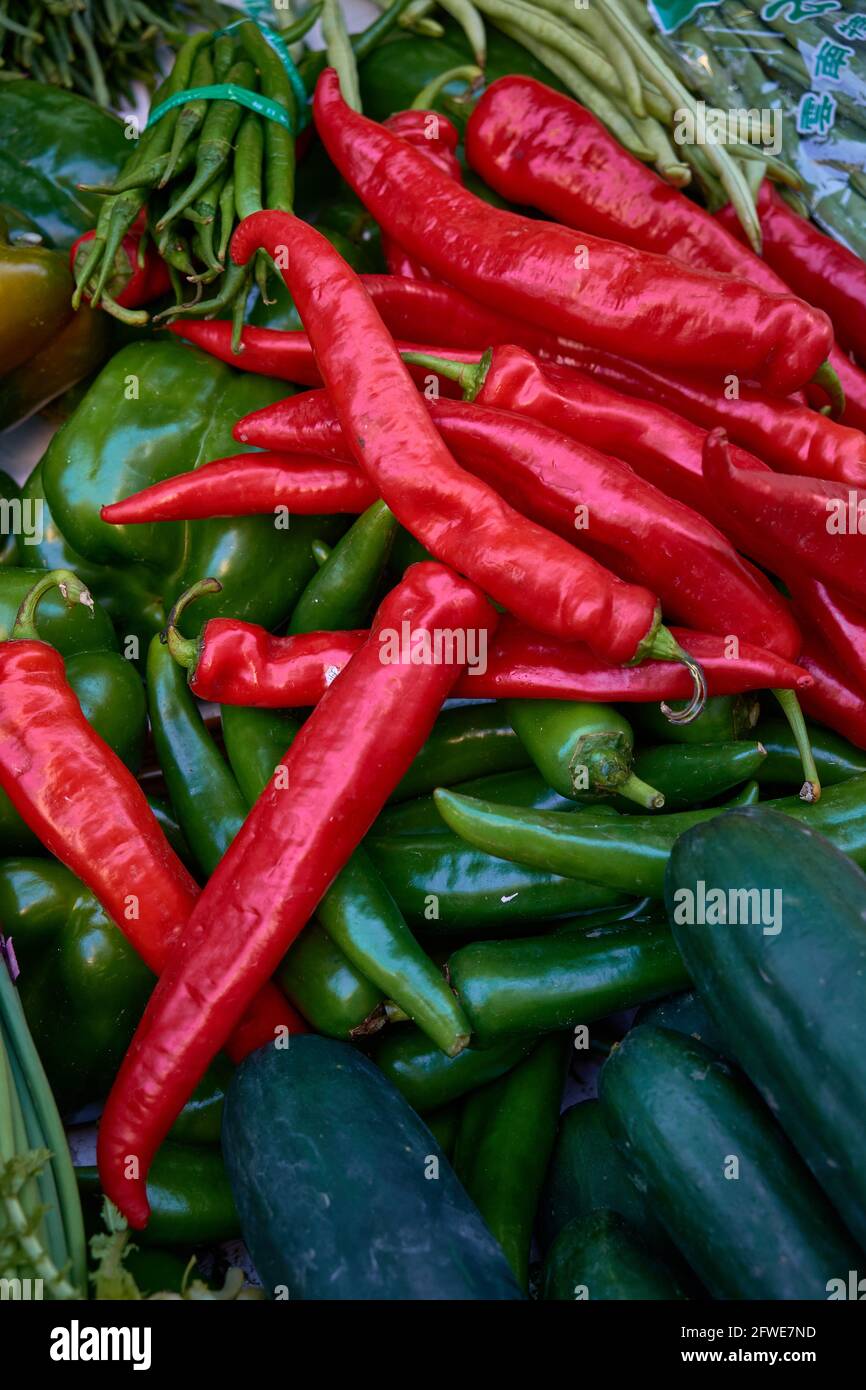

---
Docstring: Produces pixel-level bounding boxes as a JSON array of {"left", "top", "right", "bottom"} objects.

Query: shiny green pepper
[{"left": 76, "top": 1142, "right": 239, "bottom": 1246}]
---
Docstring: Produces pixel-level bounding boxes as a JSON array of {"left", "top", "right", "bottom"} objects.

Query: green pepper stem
[
  {"left": 12, "top": 569, "right": 93, "bottom": 642},
  {"left": 401, "top": 348, "right": 490, "bottom": 400},
  {"left": 617, "top": 772, "right": 666, "bottom": 811},
  {"left": 163, "top": 577, "right": 223, "bottom": 673},
  {"left": 639, "top": 623, "right": 708, "bottom": 724},
  {"left": 411, "top": 64, "right": 483, "bottom": 110},
  {"left": 810, "top": 361, "right": 845, "bottom": 420},
  {"left": 773, "top": 688, "right": 821, "bottom": 802}
]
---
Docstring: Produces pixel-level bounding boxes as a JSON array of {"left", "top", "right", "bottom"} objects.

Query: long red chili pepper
[
  {"left": 97, "top": 562, "right": 498, "bottom": 1227},
  {"left": 0, "top": 571, "right": 300, "bottom": 1061},
  {"left": 229, "top": 209, "right": 702, "bottom": 697},
  {"left": 797, "top": 632, "right": 866, "bottom": 751},
  {"left": 234, "top": 385, "right": 798, "bottom": 661},
  {"left": 100, "top": 453, "right": 377, "bottom": 523},
  {"left": 463, "top": 74, "right": 855, "bottom": 423},
  {"left": 789, "top": 575, "right": 866, "bottom": 697},
  {"left": 718, "top": 183, "right": 866, "bottom": 368},
  {"left": 313, "top": 69, "right": 832, "bottom": 396},
  {"left": 702, "top": 428, "right": 866, "bottom": 607},
  {"left": 380, "top": 110, "right": 463, "bottom": 281},
  {"left": 553, "top": 345, "right": 866, "bottom": 489}
]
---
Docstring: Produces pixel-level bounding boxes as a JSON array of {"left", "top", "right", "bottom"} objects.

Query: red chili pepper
[
  {"left": 797, "top": 632, "right": 866, "bottom": 750},
  {"left": 0, "top": 571, "right": 301, "bottom": 1061},
  {"left": 164, "top": 609, "right": 812, "bottom": 708},
  {"left": 789, "top": 575, "right": 866, "bottom": 697},
  {"left": 719, "top": 183, "right": 866, "bottom": 368},
  {"left": 97, "top": 562, "right": 498, "bottom": 1227},
  {"left": 70, "top": 223, "right": 170, "bottom": 310},
  {"left": 703, "top": 428, "right": 866, "bottom": 607},
  {"left": 313, "top": 69, "right": 832, "bottom": 396},
  {"left": 554, "top": 345, "right": 866, "bottom": 489},
  {"left": 380, "top": 110, "right": 462, "bottom": 280},
  {"left": 230, "top": 209, "right": 698, "bottom": 685},
  {"left": 463, "top": 73, "right": 856, "bottom": 422},
  {"left": 100, "top": 453, "right": 377, "bottom": 524}
]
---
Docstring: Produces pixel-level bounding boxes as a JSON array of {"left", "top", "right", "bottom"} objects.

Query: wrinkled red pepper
[
  {"left": 0, "top": 571, "right": 300, "bottom": 1062},
  {"left": 230, "top": 208, "right": 695, "bottom": 680},
  {"left": 97, "top": 562, "right": 498, "bottom": 1227},
  {"left": 798, "top": 632, "right": 866, "bottom": 750},
  {"left": 101, "top": 453, "right": 377, "bottom": 523},
  {"left": 789, "top": 575, "right": 866, "bottom": 697},
  {"left": 381, "top": 110, "right": 462, "bottom": 280},
  {"left": 312, "top": 69, "right": 832, "bottom": 395}
]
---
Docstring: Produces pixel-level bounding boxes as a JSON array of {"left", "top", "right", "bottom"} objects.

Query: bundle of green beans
[
  {"left": 71, "top": 0, "right": 413, "bottom": 339},
  {"left": 0, "top": 939, "right": 87, "bottom": 1299},
  {"left": 658, "top": 0, "right": 866, "bottom": 259},
  {"left": 0, "top": 0, "right": 234, "bottom": 108}
]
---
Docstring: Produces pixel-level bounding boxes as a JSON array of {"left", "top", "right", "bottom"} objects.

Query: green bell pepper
[
  {"left": 76, "top": 1142, "right": 239, "bottom": 1247},
  {"left": 0, "top": 81, "right": 127, "bottom": 249},
  {"left": 40, "top": 340, "right": 346, "bottom": 640}
]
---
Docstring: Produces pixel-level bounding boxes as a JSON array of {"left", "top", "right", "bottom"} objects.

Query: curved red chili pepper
[
  {"left": 0, "top": 571, "right": 301, "bottom": 1061},
  {"left": 464, "top": 74, "right": 861, "bottom": 427},
  {"left": 703, "top": 428, "right": 866, "bottom": 607},
  {"left": 70, "top": 225, "right": 171, "bottom": 309},
  {"left": 313, "top": 69, "right": 831, "bottom": 396},
  {"left": 100, "top": 453, "right": 377, "bottom": 524},
  {"left": 230, "top": 209, "right": 672, "bottom": 670},
  {"left": 719, "top": 183, "right": 866, "bottom": 369},
  {"left": 797, "top": 632, "right": 866, "bottom": 750},
  {"left": 97, "top": 562, "right": 498, "bottom": 1228},
  {"left": 381, "top": 110, "right": 463, "bottom": 280},
  {"left": 165, "top": 612, "right": 812, "bottom": 709},
  {"left": 789, "top": 575, "right": 866, "bottom": 697}
]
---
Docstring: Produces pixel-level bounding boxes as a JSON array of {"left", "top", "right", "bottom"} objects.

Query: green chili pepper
[
  {"left": 453, "top": 1035, "right": 567, "bottom": 1289},
  {"left": 391, "top": 703, "right": 531, "bottom": 804},
  {"left": 167, "top": 1055, "right": 233, "bottom": 1147},
  {"left": 288, "top": 500, "right": 397, "bottom": 635},
  {"left": 630, "top": 693, "right": 760, "bottom": 745},
  {"left": 434, "top": 775, "right": 866, "bottom": 899},
  {"left": 2, "top": 858, "right": 152, "bottom": 1115},
  {"left": 627, "top": 741, "right": 768, "bottom": 811},
  {"left": 160, "top": 45, "right": 215, "bottom": 189},
  {"left": 366, "top": 829, "right": 630, "bottom": 931},
  {"left": 76, "top": 1142, "right": 239, "bottom": 1247},
  {"left": 447, "top": 918, "right": 688, "bottom": 1046},
  {"left": 146, "top": 634, "right": 247, "bottom": 879},
  {"left": 423, "top": 1100, "right": 462, "bottom": 1159},
  {"left": 237, "top": 20, "right": 296, "bottom": 213},
  {"left": 508, "top": 699, "right": 664, "bottom": 810},
  {"left": 157, "top": 59, "right": 255, "bottom": 232},
  {"left": 217, "top": 175, "right": 236, "bottom": 264},
  {"left": 146, "top": 794, "right": 196, "bottom": 874},
  {"left": 755, "top": 719, "right": 866, "bottom": 787},
  {"left": 376, "top": 766, "right": 580, "bottom": 836},
  {"left": 370, "top": 1027, "right": 531, "bottom": 1112}
]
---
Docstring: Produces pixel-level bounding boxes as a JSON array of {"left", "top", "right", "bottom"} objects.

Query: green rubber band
[{"left": 147, "top": 82, "right": 295, "bottom": 133}]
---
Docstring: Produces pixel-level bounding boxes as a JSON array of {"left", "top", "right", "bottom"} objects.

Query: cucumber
[
  {"left": 222, "top": 1037, "right": 524, "bottom": 1300},
  {"left": 541, "top": 1211, "right": 690, "bottom": 1301},
  {"left": 667, "top": 807, "right": 866, "bottom": 1250},
  {"left": 599, "top": 1025, "right": 859, "bottom": 1299},
  {"left": 538, "top": 1100, "right": 670, "bottom": 1255}
]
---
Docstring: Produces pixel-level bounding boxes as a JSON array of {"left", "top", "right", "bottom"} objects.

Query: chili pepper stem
[
  {"left": 402, "top": 348, "right": 490, "bottom": 399},
  {"left": 810, "top": 361, "right": 845, "bottom": 420},
  {"left": 163, "top": 578, "right": 223, "bottom": 671},
  {"left": 12, "top": 570, "right": 93, "bottom": 641},
  {"left": 638, "top": 623, "right": 708, "bottom": 724},
  {"left": 572, "top": 731, "right": 664, "bottom": 808},
  {"left": 617, "top": 772, "right": 666, "bottom": 811},
  {"left": 410, "top": 65, "right": 484, "bottom": 110},
  {"left": 772, "top": 688, "right": 821, "bottom": 802}
]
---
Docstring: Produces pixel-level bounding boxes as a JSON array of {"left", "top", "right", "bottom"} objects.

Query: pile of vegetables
[{"left": 0, "top": 0, "right": 865, "bottom": 1311}]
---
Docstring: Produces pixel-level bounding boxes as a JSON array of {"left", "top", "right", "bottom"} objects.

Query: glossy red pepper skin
[
  {"left": 100, "top": 453, "right": 377, "bottom": 523},
  {"left": 464, "top": 74, "right": 863, "bottom": 428},
  {"left": 703, "top": 429, "right": 866, "bottom": 607},
  {"left": 97, "top": 562, "right": 498, "bottom": 1228},
  {"left": 789, "top": 577, "right": 866, "bottom": 696},
  {"left": 381, "top": 110, "right": 462, "bottom": 280},
  {"left": 798, "top": 632, "right": 866, "bottom": 750},
  {"left": 178, "top": 616, "right": 811, "bottom": 708},
  {"left": 0, "top": 638, "right": 299, "bottom": 1061},
  {"left": 719, "top": 183, "right": 866, "bottom": 368},
  {"left": 70, "top": 225, "right": 171, "bottom": 309},
  {"left": 313, "top": 69, "right": 831, "bottom": 395},
  {"left": 231, "top": 210, "right": 661, "bottom": 664},
  {"left": 558, "top": 347, "right": 866, "bottom": 488}
]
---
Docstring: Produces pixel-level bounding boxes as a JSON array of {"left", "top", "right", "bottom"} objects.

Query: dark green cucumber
[
  {"left": 541, "top": 1211, "right": 690, "bottom": 1301},
  {"left": 600, "top": 1025, "right": 859, "bottom": 1299},
  {"left": 635, "top": 991, "right": 730, "bottom": 1059},
  {"left": 538, "top": 1099, "right": 670, "bottom": 1255},
  {"left": 370, "top": 1026, "right": 531, "bottom": 1112},
  {"left": 667, "top": 808, "right": 866, "bottom": 1251},
  {"left": 448, "top": 919, "right": 689, "bottom": 1045},
  {"left": 222, "top": 1036, "right": 524, "bottom": 1300}
]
